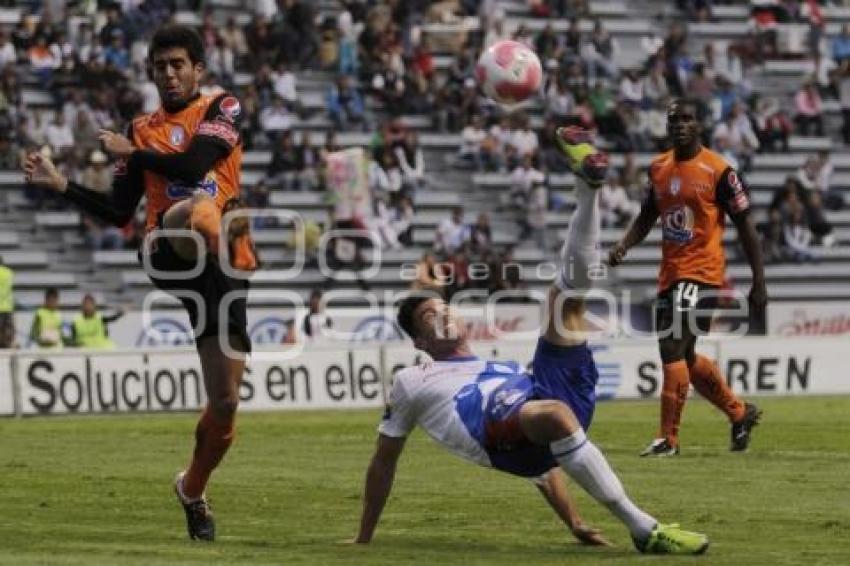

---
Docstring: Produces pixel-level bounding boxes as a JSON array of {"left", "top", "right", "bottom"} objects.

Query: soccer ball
[{"left": 475, "top": 40, "right": 543, "bottom": 105}]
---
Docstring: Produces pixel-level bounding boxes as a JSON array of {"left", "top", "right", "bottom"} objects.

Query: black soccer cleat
[
  {"left": 175, "top": 472, "right": 216, "bottom": 541},
  {"left": 730, "top": 402, "right": 762, "bottom": 452},
  {"left": 640, "top": 438, "right": 680, "bottom": 457}
]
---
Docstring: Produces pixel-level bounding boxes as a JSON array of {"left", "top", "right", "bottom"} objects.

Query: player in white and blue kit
[{"left": 353, "top": 128, "right": 710, "bottom": 555}]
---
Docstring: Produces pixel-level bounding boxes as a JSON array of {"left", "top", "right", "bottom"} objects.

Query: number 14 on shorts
[{"left": 675, "top": 282, "right": 700, "bottom": 312}]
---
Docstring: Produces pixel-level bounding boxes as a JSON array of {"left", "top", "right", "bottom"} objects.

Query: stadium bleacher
[{"left": 0, "top": 0, "right": 847, "bottom": 316}]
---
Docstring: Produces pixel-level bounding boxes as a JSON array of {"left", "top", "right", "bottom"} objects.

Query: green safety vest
[
  {"left": 33, "top": 307, "right": 63, "bottom": 349},
  {"left": 73, "top": 313, "right": 114, "bottom": 349},
  {"left": 0, "top": 266, "right": 13, "bottom": 313}
]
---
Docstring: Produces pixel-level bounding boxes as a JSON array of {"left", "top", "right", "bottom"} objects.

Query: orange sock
[
  {"left": 660, "top": 361, "right": 690, "bottom": 446},
  {"left": 230, "top": 234, "right": 258, "bottom": 271},
  {"left": 689, "top": 354, "right": 746, "bottom": 423},
  {"left": 183, "top": 407, "right": 235, "bottom": 500},
  {"left": 189, "top": 198, "right": 222, "bottom": 256}
]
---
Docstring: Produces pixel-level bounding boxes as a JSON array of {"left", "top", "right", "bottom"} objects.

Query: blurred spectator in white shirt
[
  {"left": 368, "top": 150, "right": 403, "bottom": 199},
  {"left": 599, "top": 172, "right": 640, "bottom": 227},
  {"left": 272, "top": 60, "right": 298, "bottom": 104},
  {"left": 545, "top": 76, "right": 575, "bottom": 119},
  {"left": 0, "top": 30, "right": 15, "bottom": 69},
  {"left": 395, "top": 131, "right": 426, "bottom": 197},
  {"left": 260, "top": 95, "right": 294, "bottom": 144},
  {"left": 435, "top": 206, "right": 468, "bottom": 255},
  {"left": 45, "top": 112, "right": 74, "bottom": 156},
  {"left": 712, "top": 103, "right": 759, "bottom": 171},
  {"left": 619, "top": 70, "right": 644, "bottom": 107}
]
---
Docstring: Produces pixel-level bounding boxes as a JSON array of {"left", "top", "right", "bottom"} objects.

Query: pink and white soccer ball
[{"left": 475, "top": 40, "right": 543, "bottom": 104}]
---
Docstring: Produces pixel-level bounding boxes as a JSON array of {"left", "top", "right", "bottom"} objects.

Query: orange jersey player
[
  {"left": 24, "top": 24, "right": 257, "bottom": 541},
  {"left": 608, "top": 98, "right": 767, "bottom": 457}
]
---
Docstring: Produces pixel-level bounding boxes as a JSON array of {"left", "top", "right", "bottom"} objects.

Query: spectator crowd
[{"left": 0, "top": 0, "right": 845, "bottom": 283}]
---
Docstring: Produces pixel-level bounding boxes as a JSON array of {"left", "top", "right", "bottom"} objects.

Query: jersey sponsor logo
[
  {"left": 726, "top": 170, "right": 749, "bottom": 213},
  {"left": 219, "top": 96, "right": 241, "bottom": 121},
  {"left": 727, "top": 170, "right": 744, "bottom": 192},
  {"left": 197, "top": 120, "right": 238, "bottom": 147},
  {"left": 169, "top": 125, "right": 185, "bottom": 146},
  {"left": 165, "top": 174, "right": 219, "bottom": 200},
  {"left": 662, "top": 204, "right": 695, "bottom": 243}
]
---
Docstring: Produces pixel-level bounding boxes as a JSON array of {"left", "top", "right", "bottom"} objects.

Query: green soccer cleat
[
  {"left": 634, "top": 523, "right": 709, "bottom": 555},
  {"left": 555, "top": 126, "right": 610, "bottom": 187}
]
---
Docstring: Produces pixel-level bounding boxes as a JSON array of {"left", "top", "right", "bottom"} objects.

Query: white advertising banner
[
  {"left": 715, "top": 337, "right": 849, "bottom": 396},
  {"left": 6, "top": 336, "right": 849, "bottom": 416},
  {"left": 15, "top": 346, "right": 386, "bottom": 416},
  {"left": 0, "top": 352, "right": 14, "bottom": 415},
  {"left": 768, "top": 302, "right": 850, "bottom": 337}
]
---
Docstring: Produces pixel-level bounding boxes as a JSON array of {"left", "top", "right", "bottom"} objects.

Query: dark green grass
[{"left": 1, "top": 397, "right": 849, "bottom": 565}]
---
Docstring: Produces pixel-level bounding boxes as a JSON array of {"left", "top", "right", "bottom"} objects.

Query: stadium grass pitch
[{"left": 1, "top": 397, "right": 849, "bottom": 565}]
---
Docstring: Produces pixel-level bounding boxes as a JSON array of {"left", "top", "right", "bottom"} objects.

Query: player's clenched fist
[
  {"left": 22, "top": 151, "right": 67, "bottom": 193},
  {"left": 607, "top": 241, "right": 628, "bottom": 267}
]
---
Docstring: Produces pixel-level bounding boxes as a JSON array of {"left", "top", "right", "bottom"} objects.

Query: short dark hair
[
  {"left": 668, "top": 97, "right": 700, "bottom": 115},
  {"left": 396, "top": 294, "right": 431, "bottom": 340},
  {"left": 45, "top": 287, "right": 59, "bottom": 299},
  {"left": 149, "top": 24, "right": 205, "bottom": 66}
]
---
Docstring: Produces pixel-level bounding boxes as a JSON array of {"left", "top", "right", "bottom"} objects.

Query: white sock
[
  {"left": 551, "top": 429, "right": 656, "bottom": 540},
  {"left": 557, "top": 176, "right": 601, "bottom": 292}
]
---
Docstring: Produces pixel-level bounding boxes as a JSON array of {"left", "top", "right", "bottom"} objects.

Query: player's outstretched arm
[
  {"left": 23, "top": 151, "right": 144, "bottom": 227},
  {"left": 355, "top": 433, "right": 406, "bottom": 544},
  {"left": 534, "top": 471, "right": 611, "bottom": 546},
  {"left": 608, "top": 190, "right": 659, "bottom": 266}
]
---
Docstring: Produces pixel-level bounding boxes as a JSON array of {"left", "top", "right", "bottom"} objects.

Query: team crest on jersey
[
  {"left": 169, "top": 125, "right": 185, "bottom": 146},
  {"left": 219, "top": 96, "right": 241, "bottom": 122},
  {"left": 670, "top": 176, "right": 681, "bottom": 196},
  {"left": 662, "top": 204, "right": 695, "bottom": 243}
]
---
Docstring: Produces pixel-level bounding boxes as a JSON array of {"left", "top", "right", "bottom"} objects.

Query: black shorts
[
  {"left": 143, "top": 232, "right": 250, "bottom": 352},
  {"left": 654, "top": 279, "right": 719, "bottom": 341}
]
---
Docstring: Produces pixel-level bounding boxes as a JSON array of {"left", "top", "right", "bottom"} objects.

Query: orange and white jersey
[
  {"left": 647, "top": 147, "right": 750, "bottom": 291},
  {"left": 129, "top": 92, "right": 243, "bottom": 231}
]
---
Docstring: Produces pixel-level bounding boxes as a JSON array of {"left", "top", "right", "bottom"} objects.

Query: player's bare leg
[{"left": 518, "top": 400, "right": 708, "bottom": 554}]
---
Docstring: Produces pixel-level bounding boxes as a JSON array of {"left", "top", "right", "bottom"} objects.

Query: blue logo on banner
[
  {"left": 249, "top": 316, "right": 293, "bottom": 345},
  {"left": 350, "top": 316, "right": 405, "bottom": 344},
  {"left": 589, "top": 344, "right": 622, "bottom": 401},
  {"left": 136, "top": 318, "right": 194, "bottom": 347}
]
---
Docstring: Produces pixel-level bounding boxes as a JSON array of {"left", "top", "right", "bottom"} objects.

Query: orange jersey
[
  {"left": 647, "top": 147, "right": 750, "bottom": 291},
  {"left": 130, "top": 92, "right": 243, "bottom": 231}
]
